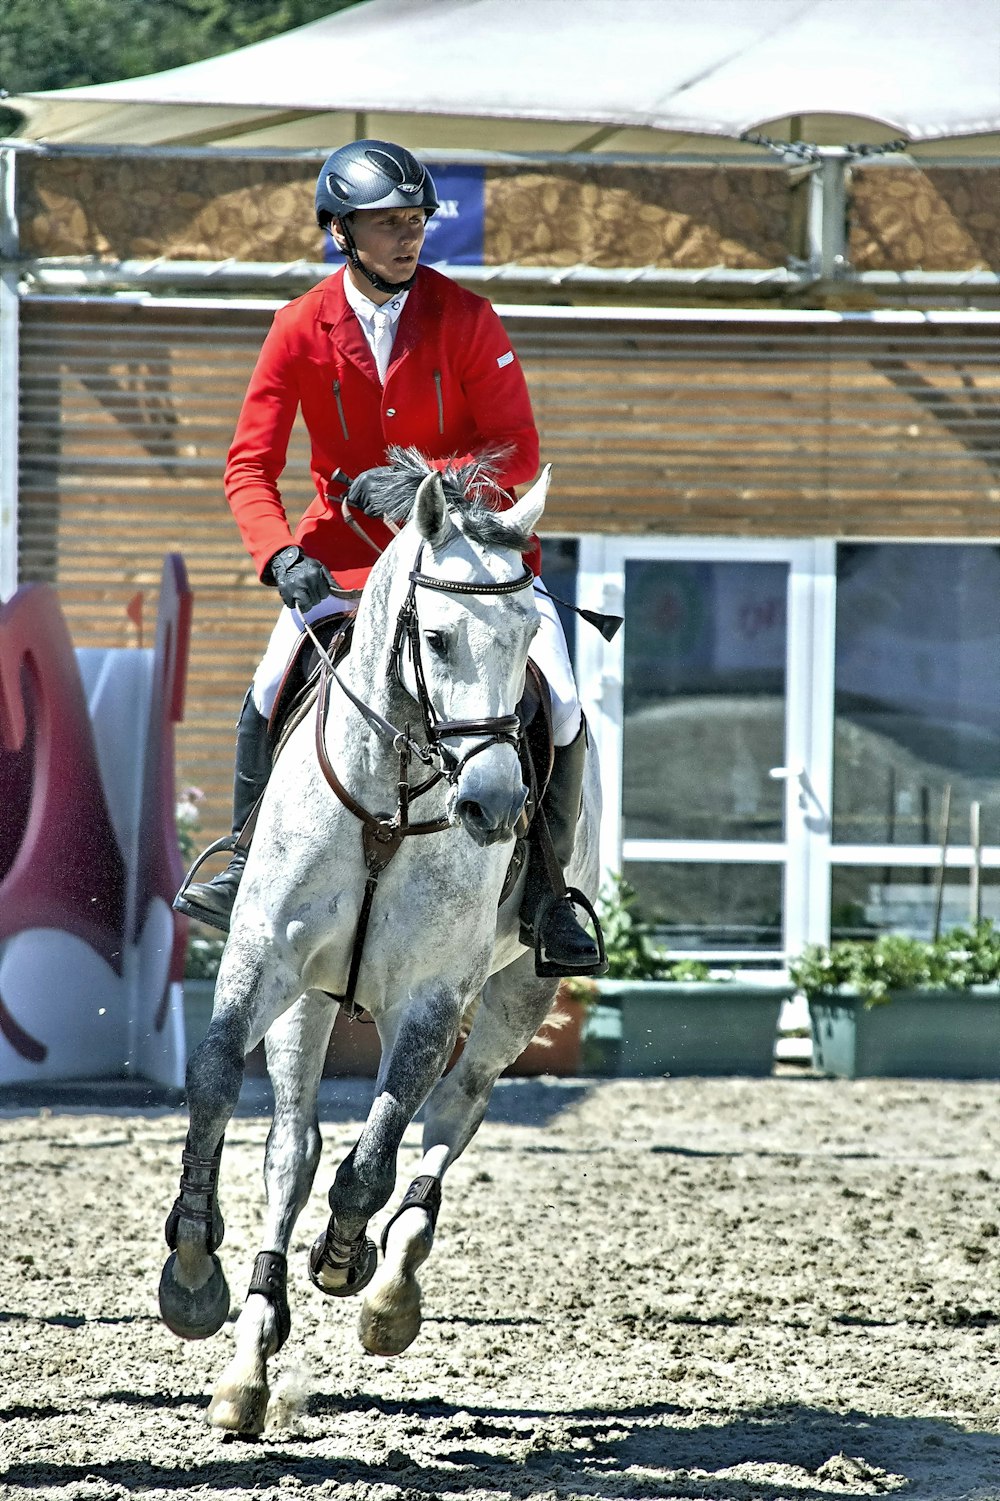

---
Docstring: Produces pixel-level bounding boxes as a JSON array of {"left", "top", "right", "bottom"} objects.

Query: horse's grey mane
[{"left": 371, "top": 446, "right": 533, "bottom": 555}]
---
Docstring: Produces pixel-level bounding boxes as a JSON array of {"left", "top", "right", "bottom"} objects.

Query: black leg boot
[
  {"left": 173, "top": 690, "right": 272, "bottom": 934},
  {"left": 518, "top": 720, "right": 605, "bottom": 976}
]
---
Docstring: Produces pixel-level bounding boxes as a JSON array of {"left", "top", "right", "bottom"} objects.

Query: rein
[{"left": 306, "top": 539, "right": 536, "bottom": 1017}]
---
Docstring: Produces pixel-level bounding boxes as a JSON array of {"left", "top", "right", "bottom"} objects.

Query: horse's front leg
[
  {"left": 360, "top": 957, "right": 557, "bottom": 1357},
  {"left": 158, "top": 946, "right": 291, "bottom": 1343},
  {"left": 208, "top": 991, "right": 337, "bottom": 1436},
  {"left": 309, "top": 986, "right": 461, "bottom": 1320},
  {"left": 158, "top": 1011, "right": 243, "bottom": 1341}
]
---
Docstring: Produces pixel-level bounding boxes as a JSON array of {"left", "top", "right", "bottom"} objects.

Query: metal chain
[
  {"left": 740, "top": 130, "right": 909, "bottom": 162},
  {"left": 741, "top": 130, "right": 824, "bottom": 163}
]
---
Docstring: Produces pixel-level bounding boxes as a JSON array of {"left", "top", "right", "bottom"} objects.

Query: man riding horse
[{"left": 176, "top": 139, "right": 601, "bottom": 976}]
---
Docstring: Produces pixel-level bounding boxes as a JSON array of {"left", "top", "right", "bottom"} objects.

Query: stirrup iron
[{"left": 531, "top": 885, "right": 608, "bottom": 979}]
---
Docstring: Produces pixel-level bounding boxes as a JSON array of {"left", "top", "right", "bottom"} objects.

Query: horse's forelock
[
  {"left": 370, "top": 447, "right": 531, "bottom": 556},
  {"left": 364, "top": 449, "right": 446, "bottom": 524},
  {"left": 453, "top": 500, "right": 534, "bottom": 557}
]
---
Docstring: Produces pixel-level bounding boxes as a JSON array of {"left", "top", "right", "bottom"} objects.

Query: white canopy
[{"left": 7, "top": 0, "right": 1000, "bottom": 154}]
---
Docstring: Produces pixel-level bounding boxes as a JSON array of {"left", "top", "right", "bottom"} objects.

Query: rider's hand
[
  {"left": 268, "top": 546, "right": 335, "bottom": 612},
  {"left": 346, "top": 466, "right": 394, "bottom": 516}
]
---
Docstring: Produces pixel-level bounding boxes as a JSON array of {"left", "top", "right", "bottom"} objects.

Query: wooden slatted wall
[
  {"left": 514, "top": 316, "right": 1000, "bottom": 537},
  {"left": 17, "top": 301, "right": 298, "bottom": 842},
  {"left": 17, "top": 299, "right": 1000, "bottom": 846}
]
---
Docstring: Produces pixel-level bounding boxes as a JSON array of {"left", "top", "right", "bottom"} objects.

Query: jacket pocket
[
  {"left": 433, "top": 369, "right": 444, "bottom": 435},
  {"left": 332, "top": 378, "right": 350, "bottom": 441}
]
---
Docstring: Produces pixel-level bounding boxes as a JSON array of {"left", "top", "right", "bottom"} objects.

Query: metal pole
[
  {"left": 807, "top": 148, "right": 850, "bottom": 282},
  {"left": 970, "top": 801, "right": 983, "bottom": 925},
  {"left": 932, "top": 783, "right": 951, "bottom": 941},
  {"left": 0, "top": 145, "right": 19, "bottom": 601}
]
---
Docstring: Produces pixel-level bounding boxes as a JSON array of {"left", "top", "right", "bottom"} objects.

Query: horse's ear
[
  {"left": 414, "top": 471, "right": 451, "bottom": 546},
  {"left": 503, "top": 465, "right": 550, "bottom": 538}
]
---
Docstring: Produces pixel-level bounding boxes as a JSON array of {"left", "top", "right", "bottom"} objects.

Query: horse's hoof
[
  {"left": 208, "top": 1381, "right": 269, "bottom": 1437},
  {"left": 359, "top": 1278, "right": 422, "bottom": 1356},
  {"left": 359, "top": 1207, "right": 433, "bottom": 1355},
  {"left": 308, "top": 1233, "right": 378, "bottom": 1298},
  {"left": 158, "top": 1251, "right": 231, "bottom": 1340}
]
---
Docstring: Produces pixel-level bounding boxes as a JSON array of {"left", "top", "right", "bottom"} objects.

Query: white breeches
[{"left": 251, "top": 577, "right": 583, "bottom": 746}]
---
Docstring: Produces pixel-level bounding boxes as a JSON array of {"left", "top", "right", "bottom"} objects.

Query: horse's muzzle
[{"left": 453, "top": 761, "right": 527, "bottom": 846}]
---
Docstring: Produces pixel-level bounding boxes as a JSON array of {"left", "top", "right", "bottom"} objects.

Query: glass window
[
  {"left": 624, "top": 860, "right": 783, "bottom": 953},
  {"left": 538, "top": 536, "right": 579, "bottom": 663},
  {"left": 834, "top": 545, "right": 1000, "bottom": 847},
  {"left": 830, "top": 865, "right": 1000, "bottom": 943},
  {"left": 623, "top": 560, "right": 787, "bottom": 841}
]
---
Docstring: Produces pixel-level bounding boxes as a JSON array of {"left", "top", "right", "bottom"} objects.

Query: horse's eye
[{"left": 424, "top": 630, "right": 448, "bottom": 656}]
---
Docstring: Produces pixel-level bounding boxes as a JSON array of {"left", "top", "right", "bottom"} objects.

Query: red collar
[{"left": 317, "top": 265, "right": 431, "bottom": 329}]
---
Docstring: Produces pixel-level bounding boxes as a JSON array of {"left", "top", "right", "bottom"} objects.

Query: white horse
[{"left": 158, "top": 459, "right": 602, "bottom": 1435}]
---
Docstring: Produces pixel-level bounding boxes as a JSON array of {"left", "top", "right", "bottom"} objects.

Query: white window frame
[{"left": 576, "top": 534, "right": 837, "bottom": 961}]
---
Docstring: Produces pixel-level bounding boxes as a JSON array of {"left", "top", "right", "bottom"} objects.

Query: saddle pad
[{"left": 269, "top": 614, "right": 356, "bottom": 763}]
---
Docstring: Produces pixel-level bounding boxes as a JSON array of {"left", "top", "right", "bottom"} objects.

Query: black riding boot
[
  {"left": 518, "top": 721, "right": 604, "bottom": 976},
  {"left": 174, "top": 690, "right": 272, "bottom": 934}
]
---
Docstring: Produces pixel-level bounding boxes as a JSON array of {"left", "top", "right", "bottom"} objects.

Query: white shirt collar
[{"left": 342, "top": 271, "right": 409, "bottom": 330}]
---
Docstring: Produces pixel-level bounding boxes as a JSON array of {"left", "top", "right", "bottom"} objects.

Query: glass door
[
  {"left": 572, "top": 537, "right": 1000, "bottom": 961},
  {"left": 829, "top": 543, "right": 1000, "bottom": 940},
  {"left": 576, "top": 537, "right": 834, "bottom": 962}
]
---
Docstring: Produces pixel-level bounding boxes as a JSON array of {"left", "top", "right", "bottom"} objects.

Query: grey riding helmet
[{"left": 316, "top": 139, "right": 439, "bottom": 293}]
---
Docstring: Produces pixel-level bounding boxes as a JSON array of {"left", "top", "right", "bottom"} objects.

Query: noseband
[{"left": 390, "top": 543, "right": 535, "bottom": 781}]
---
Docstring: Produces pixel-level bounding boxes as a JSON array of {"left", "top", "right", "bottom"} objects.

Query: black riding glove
[
  {"left": 268, "top": 546, "right": 335, "bottom": 612},
  {"left": 346, "top": 466, "right": 395, "bottom": 516}
]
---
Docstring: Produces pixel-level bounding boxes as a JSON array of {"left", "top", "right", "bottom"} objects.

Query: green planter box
[
  {"left": 809, "top": 987, "right": 1000, "bottom": 1079},
  {"left": 596, "top": 979, "right": 792, "bottom": 1077}
]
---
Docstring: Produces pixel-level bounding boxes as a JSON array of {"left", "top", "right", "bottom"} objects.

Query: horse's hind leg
[
  {"left": 208, "top": 992, "right": 336, "bottom": 1435},
  {"left": 309, "top": 989, "right": 460, "bottom": 1320},
  {"left": 360, "top": 959, "right": 558, "bottom": 1357}
]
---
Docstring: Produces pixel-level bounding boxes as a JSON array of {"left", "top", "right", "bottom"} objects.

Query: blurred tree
[{"left": 0, "top": 0, "right": 361, "bottom": 133}]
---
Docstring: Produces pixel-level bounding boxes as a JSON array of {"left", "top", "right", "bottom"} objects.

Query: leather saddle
[{"left": 266, "top": 615, "right": 553, "bottom": 909}]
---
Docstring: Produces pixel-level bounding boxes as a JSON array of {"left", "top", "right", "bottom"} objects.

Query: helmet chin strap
[{"left": 335, "top": 217, "right": 418, "bottom": 296}]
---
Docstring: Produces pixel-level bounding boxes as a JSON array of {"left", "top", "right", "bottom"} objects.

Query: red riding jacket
[{"left": 225, "top": 265, "right": 542, "bottom": 590}]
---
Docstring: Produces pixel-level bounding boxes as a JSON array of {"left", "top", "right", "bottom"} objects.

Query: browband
[{"left": 407, "top": 565, "right": 536, "bottom": 597}]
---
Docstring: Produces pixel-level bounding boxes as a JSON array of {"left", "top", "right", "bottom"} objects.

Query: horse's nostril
[{"left": 457, "top": 799, "right": 489, "bottom": 828}]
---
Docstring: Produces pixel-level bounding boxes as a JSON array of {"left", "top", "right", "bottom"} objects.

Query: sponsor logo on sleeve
[{"left": 497, "top": 351, "right": 514, "bottom": 369}]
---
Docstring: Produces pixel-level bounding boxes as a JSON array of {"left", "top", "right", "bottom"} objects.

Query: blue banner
[{"left": 322, "top": 162, "right": 485, "bottom": 266}]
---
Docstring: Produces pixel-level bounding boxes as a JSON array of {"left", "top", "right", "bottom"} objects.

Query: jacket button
[{"left": 385, "top": 408, "right": 396, "bottom": 417}]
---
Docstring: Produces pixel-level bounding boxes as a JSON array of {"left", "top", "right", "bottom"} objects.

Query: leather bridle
[
  {"left": 304, "top": 540, "right": 536, "bottom": 787},
  {"left": 390, "top": 542, "right": 536, "bottom": 781}
]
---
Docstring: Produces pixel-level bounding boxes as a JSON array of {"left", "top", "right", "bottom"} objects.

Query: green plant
[
  {"left": 790, "top": 920, "right": 1000, "bottom": 1007},
  {"left": 940, "top": 920, "right": 1000, "bottom": 987},
  {"left": 185, "top": 931, "right": 226, "bottom": 980},
  {"left": 597, "top": 874, "right": 663, "bottom": 979},
  {"left": 663, "top": 957, "right": 713, "bottom": 982},
  {"left": 176, "top": 785, "right": 205, "bottom": 867},
  {"left": 175, "top": 786, "right": 228, "bottom": 979}
]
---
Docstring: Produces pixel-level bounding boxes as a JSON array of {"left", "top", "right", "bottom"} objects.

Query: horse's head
[{"left": 389, "top": 461, "right": 548, "bottom": 847}]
